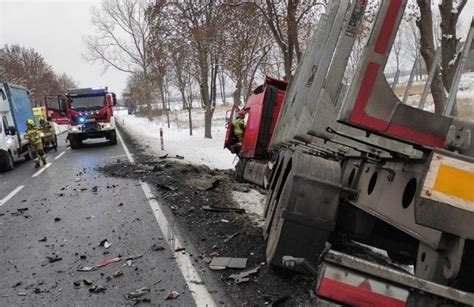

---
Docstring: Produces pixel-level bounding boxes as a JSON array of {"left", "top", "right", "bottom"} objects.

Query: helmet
[
  {"left": 39, "top": 118, "right": 45, "bottom": 125},
  {"left": 26, "top": 119, "right": 35, "bottom": 126},
  {"left": 237, "top": 110, "right": 246, "bottom": 118}
]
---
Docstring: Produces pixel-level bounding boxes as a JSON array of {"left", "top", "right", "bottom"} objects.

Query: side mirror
[{"left": 8, "top": 126, "right": 17, "bottom": 135}]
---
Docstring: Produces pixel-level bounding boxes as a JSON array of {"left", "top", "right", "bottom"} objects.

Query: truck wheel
[
  {"left": 265, "top": 151, "right": 341, "bottom": 273},
  {"left": 109, "top": 131, "right": 117, "bottom": 145},
  {"left": 2, "top": 151, "right": 14, "bottom": 172},
  {"left": 235, "top": 158, "right": 246, "bottom": 182},
  {"left": 70, "top": 136, "right": 82, "bottom": 149}
]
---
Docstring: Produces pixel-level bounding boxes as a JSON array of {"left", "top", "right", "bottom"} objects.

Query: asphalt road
[{"left": 0, "top": 134, "right": 227, "bottom": 306}]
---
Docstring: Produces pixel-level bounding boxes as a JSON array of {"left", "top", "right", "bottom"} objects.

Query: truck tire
[
  {"left": 265, "top": 151, "right": 341, "bottom": 272},
  {"left": 109, "top": 131, "right": 117, "bottom": 145},
  {"left": 235, "top": 158, "right": 246, "bottom": 182},
  {"left": 1, "top": 151, "right": 14, "bottom": 172},
  {"left": 70, "top": 135, "right": 82, "bottom": 149}
]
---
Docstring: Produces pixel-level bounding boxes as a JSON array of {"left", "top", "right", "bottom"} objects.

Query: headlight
[
  {"left": 40, "top": 132, "right": 45, "bottom": 137},
  {"left": 70, "top": 126, "right": 81, "bottom": 132}
]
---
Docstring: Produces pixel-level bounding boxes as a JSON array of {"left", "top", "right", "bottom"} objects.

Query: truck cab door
[
  {"left": 45, "top": 95, "right": 70, "bottom": 125},
  {"left": 1, "top": 115, "right": 19, "bottom": 153}
]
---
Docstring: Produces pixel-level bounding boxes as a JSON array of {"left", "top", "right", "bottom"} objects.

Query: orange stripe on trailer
[{"left": 433, "top": 164, "right": 474, "bottom": 202}]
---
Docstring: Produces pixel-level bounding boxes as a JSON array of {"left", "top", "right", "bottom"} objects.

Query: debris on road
[
  {"left": 88, "top": 285, "right": 106, "bottom": 294},
  {"left": 12, "top": 281, "right": 22, "bottom": 288},
  {"left": 38, "top": 237, "right": 47, "bottom": 242},
  {"left": 156, "top": 183, "right": 178, "bottom": 191},
  {"left": 223, "top": 232, "right": 240, "bottom": 243},
  {"left": 124, "top": 255, "right": 143, "bottom": 261},
  {"left": 46, "top": 255, "right": 63, "bottom": 263},
  {"left": 77, "top": 265, "right": 96, "bottom": 272},
  {"left": 165, "top": 290, "right": 180, "bottom": 300},
  {"left": 159, "top": 154, "right": 168, "bottom": 159},
  {"left": 209, "top": 257, "right": 247, "bottom": 270},
  {"left": 202, "top": 205, "right": 245, "bottom": 214},
  {"left": 17, "top": 292, "right": 27, "bottom": 297},
  {"left": 91, "top": 186, "right": 98, "bottom": 193},
  {"left": 233, "top": 186, "right": 251, "bottom": 193},
  {"left": 54, "top": 217, "right": 61, "bottom": 222},
  {"left": 151, "top": 244, "right": 165, "bottom": 251},
  {"left": 175, "top": 155, "right": 184, "bottom": 160},
  {"left": 174, "top": 247, "right": 185, "bottom": 252},
  {"left": 113, "top": 271, "right": 123, "bottom": 278},
  {"left": 124, "top": 287, "right": 150, "bottom": 300},
  {"left": 229, "top": 266, "right": 261, "bottom": 284},
  {"left": 97, "top": 257, "right": 122, "bottom": 268},
  {"left": 99, "top": 239, "right": 112, "bottom": 249}
]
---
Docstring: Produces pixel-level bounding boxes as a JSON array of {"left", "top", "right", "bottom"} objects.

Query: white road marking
[
  {"left": 0, "top": 185, "right": 25, "bottom": 207},
  {"left": 116, "top": 130, "right": 135, "bottom": 163},
  {"left": 117, "top": 129, "right": 215, "bottom": 306},
  {"left": 32, "top": 163, "right": 52, "bottom": 177},
  {"left": 54, "top": 151, "right": 66, "bottom": 160}
]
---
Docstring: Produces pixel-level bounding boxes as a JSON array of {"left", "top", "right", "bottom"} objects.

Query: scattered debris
[
  {"left": 196, "top": 179, "right": 220, "bottom": 191},
  {"left": 189, "top": 280, "right": 205, "bottom": 285},
  {"left": 233, "top": 186, "right": 251, "bottom": 193},
  {"left": 12, "top": 281, "right": 22, "bottom": 288},
  {"left": 97, "top": 257, "right": 122, "bottom": 268},
  {"left": 174, "top": 247, "right": 186, "bottom": 252},
  {"left": 89, "top": 285, "right": 106, "bottom": 294},
  {"left": 80, "top": 255, "right": 87, "bottom": 260},
  {"left": 83, "top": 279, "right": 93, "bottom": 286},
  {"left": 156, "top": 183, "right": 178, "bottom": 191},
  {"left": 202, "top": 205, "right": 245, "bottom": 214},
  {"left": 46, "top": 255, "right": 63, "bottom": 263},
  {"left": 221, "top": 219, "right": 230, "bottom": 223},
  {"left": 99, "top": 239, "right": 112, "bottom": 249},
  {"left": 113, "top": 271, "right": 124, "bottom": 278},
  {"left": 73, "top": 281, "right": 81, "bottom": 287},
  {"left": 54, "top": 217, "right": 61, "bottom": 222},
  {"left": 77, "top": 265, "right": 96, "bottom": 272},
  {"left": 209, "top": 257, "right": 247, "bottom": 270},
  {"left": 151, "top": 244, "right": 165, "bottom": 251},
  {"left": 229, "top": 266, "right": 261, "bottom": 284},
  {"left": 17, "top": 208, "right": 28, "bottom": 213},
  {"left": 159, "top": 154, "right": 168, "bottom": 159},
  {"left": 223, "top": 232, "right": 240, "bottom": 243},
  {"left": 125, "top": 287, "right": 150, "bottom": 300},
  {"left": 38, "top": 237, "right": 47, "bottom": 242},
  {"left": 165, "top": 290, "right": 180, "bottom": 300},
  {"left": 267, "top": 294, "right": 290, "bottom": 306},
  {"left": 175, "top": 155, "right": 184, "bottom": 160},
  {"left": 91, "top": 186, "right": 98, "bottom": 193},
  {"left": 124, "top": 260, "right": 133, "bottom": 267},
  {"left": 124, "top": 255, "right": 143, "bottom": 261},
  {"left": 17, "top": 293, "right": 27, "bottom": 297}
]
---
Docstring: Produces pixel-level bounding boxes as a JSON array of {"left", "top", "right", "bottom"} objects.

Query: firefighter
[
  {"left": 229, "top": 110, "right": 246, "bottom": 153},
  {"left": 24, "top": 119, "right": 47, "bottom": 168},
  {"left": 39, "top": 118, "right": 57, "bottom": 152}
]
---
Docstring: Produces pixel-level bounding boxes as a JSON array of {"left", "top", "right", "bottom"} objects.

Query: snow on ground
[
  {"left": 116, "top": 106, "right": 236, "bottom": 170},
  {"left": 117, "top": 106, "right": 267, "bottom": 222}
]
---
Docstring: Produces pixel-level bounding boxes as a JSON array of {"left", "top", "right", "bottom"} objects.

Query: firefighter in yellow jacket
[
  {"left": 39, "top": 118, "right": 57, "bottom": 152},
  {"left": 24, "top": 119, "right": 47, "bottom": 168}
]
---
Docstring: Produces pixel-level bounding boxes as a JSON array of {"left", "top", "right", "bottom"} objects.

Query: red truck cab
[
  {"left": 225, "top": 76, "right": 287, "bottom": 185},
  {"left": 45, "top": 87, "right": 117, "bottom": 149}
]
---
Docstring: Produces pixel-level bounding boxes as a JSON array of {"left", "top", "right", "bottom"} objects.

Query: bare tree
[
  {"left": 149, "top": 0, "right": 226, "bottom": 139},
  {"left": 0, "top": 44, "right": 62, "bottom": 106},
  {"left": 253, "top": 0, "right": 324, "bottom": 79},
  {"left": 57, "top": 73, "right": 78, "bottom": 92},
  {"left": 84, "top": 0, "right": 154, "bottom": 116},
  {"left": 416, "top": 0, "right": 468, "bottom": 115}
]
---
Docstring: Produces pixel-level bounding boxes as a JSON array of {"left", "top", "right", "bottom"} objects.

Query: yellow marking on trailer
[{"left": 433, "top": 164, "right": 474, "bottom": 202}]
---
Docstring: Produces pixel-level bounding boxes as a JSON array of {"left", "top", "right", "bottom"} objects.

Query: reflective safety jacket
[
  {"left": 25, "top": 127, "right": 43, "bottom": 145},
  {"left": 232, "top": 117, "right": 245, "bottom": 142}
]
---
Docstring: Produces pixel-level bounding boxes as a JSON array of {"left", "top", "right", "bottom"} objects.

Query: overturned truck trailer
[{"left": 264, "top": 0, "right": 474, "bottom": 305}]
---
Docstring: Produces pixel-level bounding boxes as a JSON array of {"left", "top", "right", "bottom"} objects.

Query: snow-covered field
[{"left": 117, "top": 106, "right": 236, "bottom": 170}]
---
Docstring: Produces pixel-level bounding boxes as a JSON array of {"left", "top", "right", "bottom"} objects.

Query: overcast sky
[
  {"left": 1, "top": 0, "right": 473, "bottom": 99},
  {"left": 0, "top": 0, "right": 129, "bottom": 97}
]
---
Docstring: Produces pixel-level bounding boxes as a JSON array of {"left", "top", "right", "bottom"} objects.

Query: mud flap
[{"left": 266, "top": 151, "right": 341, "bottom": 272}]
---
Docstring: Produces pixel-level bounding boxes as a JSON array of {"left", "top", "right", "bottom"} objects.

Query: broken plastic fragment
[
  {"left": 125, "top": 287, "right": 150, "bottom": 300},
  {"left": 166, "top": 290, "right": 180, "bottom": 300}
]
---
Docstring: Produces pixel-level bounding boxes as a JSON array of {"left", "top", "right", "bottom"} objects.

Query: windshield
[{"left": 69, "top": 95, "right": 105, "bottom": 110}]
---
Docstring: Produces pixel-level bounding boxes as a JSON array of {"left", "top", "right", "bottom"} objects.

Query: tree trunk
[
  {"left": 417, "top": 0, "right": 446, "bottom": 114},
  {"left": 188, "top": 106, "right": 193, "bottom": 136},
  {"left": 204, "top": 106, "right": 212, "bottom": 138}
]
